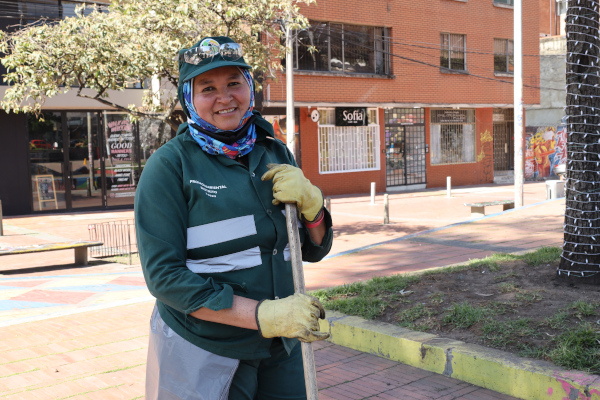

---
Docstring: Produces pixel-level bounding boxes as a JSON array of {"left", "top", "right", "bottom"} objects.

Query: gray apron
[{"left": 146, "top": 304, "right": 240, "bottom": 400}]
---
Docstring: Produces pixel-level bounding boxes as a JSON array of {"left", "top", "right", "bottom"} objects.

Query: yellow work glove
[
  {"left": 261, "top": 163, "right": 324, "bottom": 222},
  {"left": 256, "top": 293, "right": 330, "bottom": 343}
]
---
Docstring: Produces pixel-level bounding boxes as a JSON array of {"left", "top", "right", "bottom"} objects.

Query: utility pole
[
  {"left": 285, "top": 21, "right": 296, "bottom": 158},
  {"left": 514, "top": 0, "right": 524, "bottom": 207}
]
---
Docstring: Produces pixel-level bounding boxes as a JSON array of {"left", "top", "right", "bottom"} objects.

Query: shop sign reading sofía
[{"left": 335, "top": 107, "right": 368, "bottom": 126}]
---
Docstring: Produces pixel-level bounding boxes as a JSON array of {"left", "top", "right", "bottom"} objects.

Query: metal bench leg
[
  {"left": 471, "top": 206, "right": 485, "bottom": 218},
  {"left": 503, "top": 203, "right": 515, "bottom": 211},
  {"left": 75, "top": 247, "right": 88, "bottom": 266}
]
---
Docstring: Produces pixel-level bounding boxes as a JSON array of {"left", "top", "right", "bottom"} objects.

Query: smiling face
[{"left": 192, "top": 66, "right": 252, "bottom": 131}]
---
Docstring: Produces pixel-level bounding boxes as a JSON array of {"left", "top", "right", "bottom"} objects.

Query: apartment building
[{"left": 260, "top": 0, "right": 540, "bottom": 195}]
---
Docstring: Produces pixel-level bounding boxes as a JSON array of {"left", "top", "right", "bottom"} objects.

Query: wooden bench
[
  {"left": 0, "top": 241, "right": 103, "bottom": 266},
  {"left": 464, "top": 200, "right": 515, "bottom": 218}
]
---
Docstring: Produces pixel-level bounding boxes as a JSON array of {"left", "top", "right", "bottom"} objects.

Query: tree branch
[{"left": 77, "top": 92, "right": 148, "bottom": 118}]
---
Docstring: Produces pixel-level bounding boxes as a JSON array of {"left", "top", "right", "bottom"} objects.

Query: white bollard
[
  {"left": 325, "top": 197, "right": 331, "bottom": 212},
  {"left": 383, "top": 194, "right": 389, "bottom": 224},
  {"left": 370, "top": 182, "right": 376, "bottom": 205},
  {"left": 447, "top": 176, "right": 452, "bottom": 198}
]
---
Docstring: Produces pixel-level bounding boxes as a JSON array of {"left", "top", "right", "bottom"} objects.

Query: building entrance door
[
  {"left": 384, "top": 108, "right": 426, "bottom": 187},
  {"left": 493, "top": 109, "right": 514, "bottom": 172},
  {"left": 65, "top": 112, "right": 105, "bottom": 209}
]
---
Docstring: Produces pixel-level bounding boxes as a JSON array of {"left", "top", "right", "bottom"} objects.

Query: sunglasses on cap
[{"left": 180, "top": 42, "right": 244, "bottom": 65}]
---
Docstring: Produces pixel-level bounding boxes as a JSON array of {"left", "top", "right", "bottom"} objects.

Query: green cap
[{"left": 177, "top": 36, "right": 251, "bottom": 119}]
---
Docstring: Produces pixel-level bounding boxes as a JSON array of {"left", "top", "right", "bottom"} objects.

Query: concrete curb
[{"left": 320, "top": 311, "right": 600, "bottom": 400}]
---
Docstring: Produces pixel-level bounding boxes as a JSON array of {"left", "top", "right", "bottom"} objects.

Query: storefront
[{"left": 27, "top": 111, "right": 172, "bottom": 212}]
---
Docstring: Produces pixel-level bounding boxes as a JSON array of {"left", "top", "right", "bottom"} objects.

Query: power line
[
  {"left": 324, "top": 23, "right": 563, "bottom": 59},
  {"left": 295, "top": 26, "right": 564, "bottom": 92}
]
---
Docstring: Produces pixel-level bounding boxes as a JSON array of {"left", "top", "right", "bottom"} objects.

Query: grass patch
[
  {"left": 548, "top": 324, "right": 600, "bottom": 373},
  {"left": 519, "top": 246, "right": 562, "bottom": 266},
  {"left": 569, "top": 301, "right": 598, "bottom": 318},
  {"left": 429, "top": 293, "right": 444, "bottom": 305},
  {"left": 311, "top": 247, "right": 561, "bottom": 321},
  {"left": 498, "top": 282, "right": 519, "bottom": 293},
  {"left": 482, "top": 318, "right": 537, "bottom": 348},
  {"left": 494, "top": 271, "right": 521, "bottom": 282},
  {"left": 487, "top": 301, "right": 515, "bottom": 315},
  {"left": 397, "top": 304, "right": 433, "bottom": 324},
  {"left": 310, "top": 246, "right": 600, "bottom": 373},
  {"left": 542, "top": 312, "right": 569, "bottom": 330},
  {"left": 515, "top": 289, "right": 544, "bottom": 303},
  {"left": 312, "top": 274, "right": 421, "bottom": 320},
  {"left": 517, "top": 344, "right": 548, "bottom": 359},
  {"left": 443, "top": 302, "right": 492, "bottom": 329}
]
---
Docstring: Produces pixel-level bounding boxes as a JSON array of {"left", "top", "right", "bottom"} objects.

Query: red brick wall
[
  {"left": 299, "top": 108, "right": 386, "bottom": 196},
  {"left": 426, "top": 108, "right": 495, "bottom": 188},
  {"left": 264, "top": 0, "right": 540, "bottom": 106},
  {"left": 539, "top": 0, "right": 558, "bottom": 36}
]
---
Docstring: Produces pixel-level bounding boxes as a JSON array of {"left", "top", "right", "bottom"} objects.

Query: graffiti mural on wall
[{"left": 525, "top": 125, "right": 567, "bottom": 180}]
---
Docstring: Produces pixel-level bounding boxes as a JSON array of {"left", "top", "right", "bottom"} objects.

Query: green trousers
[{"left": 228, "top": 338, "right": 307, "bottom": 400}]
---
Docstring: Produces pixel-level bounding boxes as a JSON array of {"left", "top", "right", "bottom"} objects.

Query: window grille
[
  {"left": 295, "top": 22, "right": 390, "bottom": 75},
  {"left": 440, "top": 33, "right": 466, "bottom": 71},
  {"left": 430, "top": 109, "right": 476, "bottom": 165},
  {"left": 318, "top": 109, "right": 381, "bottom": 173},
  {"left": 494, "top": 39, "right": 514, "bottom": 73}
]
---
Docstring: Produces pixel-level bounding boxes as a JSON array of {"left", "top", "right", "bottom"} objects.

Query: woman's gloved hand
[
  {"left": 261, "top": 163, "right": 323, "bottom": 222},
  {"left": 256, "top": 293, "right": 330, "bottom": 343}
]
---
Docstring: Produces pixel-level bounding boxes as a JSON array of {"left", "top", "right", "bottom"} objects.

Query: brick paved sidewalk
[
  {"left": 305, "top": 197, "right": 564, "bottom": 289},
  {"left": 0, "top": 301, "right": 517, "bottom": 400},
  {"left": 0, "top": 182, "right": 559, "bottom": 399}
]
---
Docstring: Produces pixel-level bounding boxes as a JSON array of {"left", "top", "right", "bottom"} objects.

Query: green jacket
[{"left": 135, "top": 114, "right": 333, "bottom": 359}]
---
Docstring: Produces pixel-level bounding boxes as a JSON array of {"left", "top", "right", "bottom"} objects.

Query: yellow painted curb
[{"left": 320, "top": 312, "right": 600, "bottom": 400}]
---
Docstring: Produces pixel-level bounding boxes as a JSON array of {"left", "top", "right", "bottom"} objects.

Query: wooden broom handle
[{"left": 285, "top": 203, "right": 319, "bottom": 400}]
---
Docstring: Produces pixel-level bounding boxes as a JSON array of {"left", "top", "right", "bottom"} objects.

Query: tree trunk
[{"left": 557, "top": 0, "right": 600, "bottom": 284}]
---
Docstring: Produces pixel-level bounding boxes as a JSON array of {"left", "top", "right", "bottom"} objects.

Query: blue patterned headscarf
[{"left": 183, "top": 68, "right": 256, "bottom": 159}]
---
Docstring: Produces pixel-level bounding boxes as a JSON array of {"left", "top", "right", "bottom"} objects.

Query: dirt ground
[{"left": 375, "top": 259, "right": 600, "bottom": 361}]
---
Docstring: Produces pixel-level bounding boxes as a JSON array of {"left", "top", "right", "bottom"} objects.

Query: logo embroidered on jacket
[{"left": 190, "top": 180, "right": 227, "bottom": 198}]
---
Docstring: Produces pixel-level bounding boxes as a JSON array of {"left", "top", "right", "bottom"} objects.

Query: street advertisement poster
[
  {"left": 107, "top": 164, "right": 135, "bottom": 195},
  {"left": 104, "top": 114, "right": 137, "bottom": 202},
  {"left": 335, "top": 107, "right": 368, "bottom": 126},
  {"left": 106, "top": 118, "right": 134, "bottom": 163},
  {"left": 34, "top": 174, "right": 58, "bottom": 210}
]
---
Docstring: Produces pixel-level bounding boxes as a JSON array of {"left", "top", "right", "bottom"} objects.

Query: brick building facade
[{"left": 260, "top": 0, "right": 540, "bottom": 196}]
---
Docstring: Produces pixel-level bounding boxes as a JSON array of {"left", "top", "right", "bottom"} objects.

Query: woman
[{"left": 135, "top": 36, "right": 333, "bottom": 400}]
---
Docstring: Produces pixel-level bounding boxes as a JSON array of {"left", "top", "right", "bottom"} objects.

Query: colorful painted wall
[{"left": 525, "top": 125, "right": 567, "bottom": 180}]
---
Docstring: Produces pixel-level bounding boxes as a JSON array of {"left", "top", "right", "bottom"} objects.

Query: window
[
  {"left": 295, "top": 22, "right": 390, "bottom": 75},
  {"left": 494, "top": 39, "right": 514, "bottom": 73},
  {"left": 5, "top": 1, "right": 107, "bottom": 23},
  {"left": 494, "top": 0, "right": 514, "bottom": 5},
  {"left": 440, "top": 33, "right": 466, "bottom": 71},
  {"left": 430, "top": 109, "right": 476, "bottom": 165},
  {"left": 318, "top": 108, "right": 381, "bottom": 173}
]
